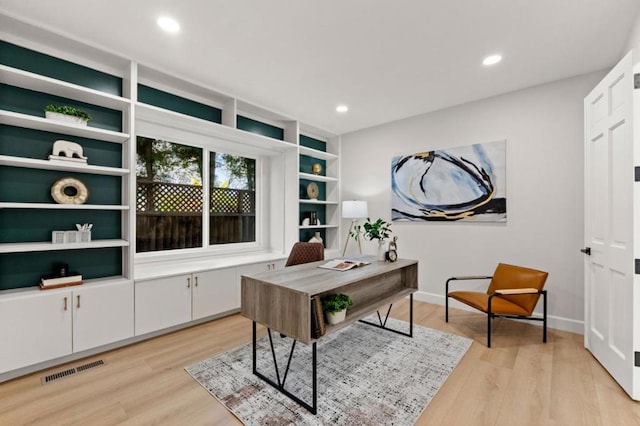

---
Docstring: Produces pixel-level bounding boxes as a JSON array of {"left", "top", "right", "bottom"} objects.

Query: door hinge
[
  {"left": 635, "top": 73, "right": 640, "bottom": 89},
  {"left": 636, "top": 352, "right": 640, "bottom": 367}
]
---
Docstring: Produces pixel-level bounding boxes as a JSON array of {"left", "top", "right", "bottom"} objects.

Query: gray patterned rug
[{"left": 186, "top": 318, "right": 472, "bottom": 425}]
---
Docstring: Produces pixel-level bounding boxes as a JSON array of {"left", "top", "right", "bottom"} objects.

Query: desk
[{"left": 241, "top": 258, "right": 418, "bottom": 413}]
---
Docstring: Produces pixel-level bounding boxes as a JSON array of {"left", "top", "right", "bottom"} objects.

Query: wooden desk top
[{"left": 240, "top": 257, "right": 417, "bottom": 297}]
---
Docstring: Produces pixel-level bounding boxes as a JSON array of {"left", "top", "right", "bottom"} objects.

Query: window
[
  {"left": 209, "top": 152, "right": 256, "bottom": 245},
  {"left": 136, "top": 136, "right": 256, "bottom": 253}
]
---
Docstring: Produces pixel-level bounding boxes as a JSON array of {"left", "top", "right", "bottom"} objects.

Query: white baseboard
[{"left": 414, "top": 290, "right": 584, "bottom": 335}]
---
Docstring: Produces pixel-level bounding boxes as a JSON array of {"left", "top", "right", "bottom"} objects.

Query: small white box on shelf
[
  {"left": 52, "top": 231, "right": 65, "bottom": 244},
  {"left": 79, "top": 231, "right": 91, "bottom": 242},
  {"left": 65, "top": 230, "right": 78, "bottom": 243}
]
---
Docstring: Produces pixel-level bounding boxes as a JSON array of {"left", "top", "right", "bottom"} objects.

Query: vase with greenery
[
  {"left": 321, "top": 293, "right": 353, "bottom": 324},
  {"left": 351, "top": 217, "right": 392, "bottom": 261},
  {"left": 44, "top": 104, "right": 92, "bottom": 126}
]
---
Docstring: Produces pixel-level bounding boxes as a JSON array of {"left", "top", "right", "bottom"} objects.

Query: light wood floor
[{"left": 1, "top": 299, "right": 639, "bottom": 425}]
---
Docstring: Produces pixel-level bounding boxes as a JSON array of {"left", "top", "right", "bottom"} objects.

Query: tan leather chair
[
  {"left": 285, "top": 242, "right": 324, "bottom": 267},
  {"left": 445, "top": 263, "right": 548, "bottom": 347}
]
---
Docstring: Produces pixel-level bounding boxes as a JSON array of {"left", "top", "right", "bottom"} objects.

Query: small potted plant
[
  {"left": 44, "top": 104, "right": 92, "bottom": 126},
  {"left": 351, "top": 217, "right": 392, "bottom": 261},
  {"left": 321, "top": 293, "right": 353, "bottom": 325}
]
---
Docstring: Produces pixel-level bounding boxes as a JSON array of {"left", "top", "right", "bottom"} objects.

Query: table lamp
[{"left": 342, "top": 200, "right": 368, "bottom": 256}]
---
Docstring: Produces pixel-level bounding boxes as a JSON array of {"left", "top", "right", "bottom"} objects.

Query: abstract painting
[{"left": 391, "top": 140, "right": 506, "bottom": 222}]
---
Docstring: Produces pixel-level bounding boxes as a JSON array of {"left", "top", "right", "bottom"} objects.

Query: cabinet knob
[
  {"left": 187, "top": 277, "right": 191, "bottom": 288},
  {"left": 63, "top": 297, "right": 68, "bottom": 311},
  {"left": 77, "top": 295, "right": 81, "bottom": 309},
  {"left": 195, "top": 276, "right": 198, "bottom": 287}
]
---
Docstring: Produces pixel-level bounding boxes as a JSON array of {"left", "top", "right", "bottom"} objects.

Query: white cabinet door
[
  {"left": 135, "top": 274, "right": 192, "bottom": 335},
  {"left": 72, "top": 281, "right": 134, "bottom": 353},
  {"left": 192, "top": 268, "right": 238, "bottom": 319},
  {"left": 0, "top": 290, "right": 72, "bottom": 373}
]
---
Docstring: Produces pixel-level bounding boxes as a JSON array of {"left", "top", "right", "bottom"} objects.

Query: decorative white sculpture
[{"left": 49, "top": 140, "right": 88, "bottom": 163}]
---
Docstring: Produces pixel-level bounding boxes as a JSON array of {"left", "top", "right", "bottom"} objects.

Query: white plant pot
[
  {"left": 377, "top": 240, "right": 386, "bottom": 262},
  {"left": 45, "top": 111, "right": 88, "bottom": 126},
  {"left": 326, "top": 309, "right": 347, "bottom": 325}
]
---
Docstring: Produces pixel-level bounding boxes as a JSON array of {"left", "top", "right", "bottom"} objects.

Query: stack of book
[
  {"left": 310, "top": 296, "right": 326, "bottom": 338},
  {"left": 40, "top": 272, "right": 83, "bottom": 290}
]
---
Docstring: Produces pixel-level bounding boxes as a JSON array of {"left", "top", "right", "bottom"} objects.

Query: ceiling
[{"left": 1, "top": 0, "right": 638, "bottom": 135}]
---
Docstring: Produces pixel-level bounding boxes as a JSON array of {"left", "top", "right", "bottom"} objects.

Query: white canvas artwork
[{"left": 391, "top": 140, "right": 506, "bottom": 222}]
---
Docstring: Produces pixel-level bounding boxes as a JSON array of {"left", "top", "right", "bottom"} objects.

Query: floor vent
[{"left": 41, "top": 359, "right": 106, "bottom": 385}]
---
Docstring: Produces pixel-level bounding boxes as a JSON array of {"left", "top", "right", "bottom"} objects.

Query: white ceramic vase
[
  {"left": 377, "top": 240, "right": 386, "bottom": 261},
  {"left": 308, "top": 231, "right": 323, "bottom": 246},
  {"left": 326, "top": 309, "right": 346, "bottom": 325}
]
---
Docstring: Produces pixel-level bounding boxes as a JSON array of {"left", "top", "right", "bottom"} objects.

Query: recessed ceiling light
[
  {"left": 336, "top": 105, "right": 349, "bottom": 113},
  {"left": 482, "top": 54, "right": 502, "bottom": 66},
  {"left": 157, "top": 16, "right": 180, "bottom": 33}
]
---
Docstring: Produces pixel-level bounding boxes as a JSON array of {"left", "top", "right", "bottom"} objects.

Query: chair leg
[
  {"left": 445, "top": 278, "right": 451, "bottom": 323},
  {"left": 487, "top": 312, "right": 492, "bottom": 348},
  {"left": 542, "top": 290, "right": 547, "bottom": 343},
  {"left": 487, "top": 294, "right": 494, "bottom": 348}
]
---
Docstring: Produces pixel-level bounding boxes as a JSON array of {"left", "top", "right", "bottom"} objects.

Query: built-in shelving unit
[
  {"left": 298, "top": 132, "right": 340, "bottom": 257},
  {"left": 0, "top": 15, "right": 341, "bottom": 381}
]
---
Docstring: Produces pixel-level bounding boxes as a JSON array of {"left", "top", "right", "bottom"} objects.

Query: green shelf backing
[
  {"left": 0, "top": 248, "right": 123, "bottom": 291},
  {"left": 0, "top": 167, "right": 121, "bottom": 204},
  {"left": 0, "top": 125, "right": 122, "bottom": 168},
  {"left": 299, "top": 179, "right": 326, "bottom": 201},
  {"left": 299, "top": 229, "right": 327, "bottom": 245},
  {"left": 0, "top": 84, "right": 123, "bottom": 132},
  {"left": 138, "top": 84, "right": 222, "bottom": 123},
  {"left": 0, "top": 40, "right": 123, "bottom": 96},
  {"left": 0, "top": 209, "right": 121, "bottom": 243},
  {"left": 300, "top": 134, "right": 327, "bottom": 152},
  {"left": 237, "top": 115, "right": 284, "bottom": 140},
  {"left": 299, "top": 155, "right": 326, "bottom": 176}
]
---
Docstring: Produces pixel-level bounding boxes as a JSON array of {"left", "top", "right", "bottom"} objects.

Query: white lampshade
[{"left": 342, "top": 200, "right": 368, "bottom": 219}]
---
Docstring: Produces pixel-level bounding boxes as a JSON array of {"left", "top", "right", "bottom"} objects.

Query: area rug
[{"left": 186, "top": 318, "right": 472, "bottom": 425}]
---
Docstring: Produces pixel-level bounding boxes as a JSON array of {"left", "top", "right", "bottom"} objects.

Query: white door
[
  {"left": 584, "top": 51, "right": 636, "bottom": 398},
  {"left": 135, "top": 274, "right": 192, "bottom": 335},
  {"left": 0, "top": 290, "right": 72, "bottom": 373},
  {"left": 73, "top": 281, "right": 134, "bottom": 353},
  {"left": 192, "top": 267, "right": 238, "bottom": 319}
]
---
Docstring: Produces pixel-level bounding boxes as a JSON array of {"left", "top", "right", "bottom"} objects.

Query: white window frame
[{"left": 134, "top": 117, "right": 270, "bottom": 263}]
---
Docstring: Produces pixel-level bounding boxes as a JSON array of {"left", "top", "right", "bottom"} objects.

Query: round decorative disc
[
  {"left": 307, "top": 182, "right": 319, "bottom": 200},
  {"left": 51, "top": 177, "right": 89, "bottom": 204}
]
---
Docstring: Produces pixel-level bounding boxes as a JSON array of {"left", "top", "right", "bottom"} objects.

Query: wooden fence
[{"left": 136, "top": 181, "right": 255, "bottom": 252}]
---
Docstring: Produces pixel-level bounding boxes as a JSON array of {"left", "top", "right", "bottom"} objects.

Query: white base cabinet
[
  {"left": 0, "top": 280, "right": 133, "bottom": 374},
  {"left": 135, "top": 267, "right": 239, "bottom": 335},
  {"left": 192, "top": 268, "right": 237, "bottom": 320},
  {"left": 72, "top": 282, "right": 134, "bottom": 353}
]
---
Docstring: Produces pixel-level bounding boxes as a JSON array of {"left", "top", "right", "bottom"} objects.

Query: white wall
[
  {"left": 624, "top": 7, "right": 640, "bottom": 54},
  {"left": 340, "top": 71, "right": 605, "bottom": 333}
]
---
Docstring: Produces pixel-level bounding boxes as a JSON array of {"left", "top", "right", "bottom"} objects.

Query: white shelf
[
  {"left": 0, "top": 239, "right": 130, "bottom": 254},
  {"left": 0, "top": 110, "right": 130, "bottom": 144},
  {"left": 0, "top": 64, "right": 131, "bottom": 111},
  {"left": 299, "top": 172, "right": 338, "bottom": 183},
  {"left": 298, "top": 199, "right": 338, "bottom": 205},
  {"left": 0, "top": 155, "right": 129, "bottom": 176},
  {"left": 0, "top": 203, "right": 129, "bottom": 210},
  {"left": 299, "top": 146, "right": 338, "bottom": 161},
  {"left": 299, "top": 225, "right": 339, "bottom": 230}
]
